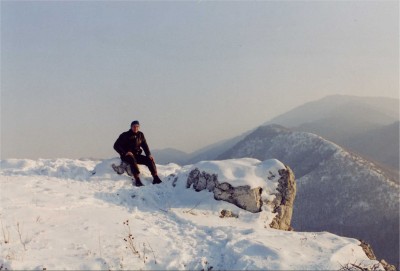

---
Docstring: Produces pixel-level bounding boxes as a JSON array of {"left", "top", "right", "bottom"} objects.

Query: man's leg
[
  {"left": 136, "top": 155, "right": 156, "bottom": 175},
  {"left": 121, "top": 155, "right": 143, "bottom": 186},
  {"left": 121, "top": 155, "right": 140, "bottom": 175},
  {"left": 136, "top": 155, "right": 162, "bottom": 184}
]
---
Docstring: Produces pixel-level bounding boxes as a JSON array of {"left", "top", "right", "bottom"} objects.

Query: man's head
[{"left": 131, "top": 120, "right": 140, "bottom": 133}]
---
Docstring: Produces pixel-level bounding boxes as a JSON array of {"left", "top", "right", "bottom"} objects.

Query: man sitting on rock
[{"left": 113, "top": 120, "right": 162, "bottom": 187}]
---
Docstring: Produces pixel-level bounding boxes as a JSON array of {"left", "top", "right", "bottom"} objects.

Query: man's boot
[
  {"left": 133, "top": 174, "right": 144, "bottom": 187},
  {"left": 152, "top": 175, "right": 162, "bottom": 184}
]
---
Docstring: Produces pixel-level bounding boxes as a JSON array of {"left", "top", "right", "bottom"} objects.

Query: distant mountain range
[
  {"left": 153, "top": 133, "right": 250, "bottom": 165},
  {"left": 154, "top": 95, "right": 399, "bottom": 178},
  {"left": 218, "top": 124, "right": 399, "bottom": 267},
  {"left": 151, "top": 148, "right": 190, "bottom": 165},
  {"left": 339, "top": 121, "right": 399, "bottom": 176},
  {"left": 152, "top": 94, "right": 399, "bottom": 266},
  {"left": 266, "top": 95, "right": 399, "bottom": 178},
  {"left": 265, "top": 95, "right": 398, "bottom": 128}
]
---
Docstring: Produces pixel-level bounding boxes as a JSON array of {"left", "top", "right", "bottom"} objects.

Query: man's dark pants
[{"left": 121, "top": 154, "right": 157, "bottom": 176}]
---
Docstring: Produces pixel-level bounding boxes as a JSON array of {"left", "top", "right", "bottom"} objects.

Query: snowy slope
[
  {"left": 0, "top": 158, "right": 382, "bottom": 270},
  {"left": 218, "top": 124, "right": 399, "bottom": 266}
]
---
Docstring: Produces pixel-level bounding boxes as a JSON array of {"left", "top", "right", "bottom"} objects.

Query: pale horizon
[{"left": 1, "top": 1, "right": 399, "bottom": 159}]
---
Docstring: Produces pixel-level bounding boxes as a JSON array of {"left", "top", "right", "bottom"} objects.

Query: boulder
[
  {"left": 214, "top": 183, "right": 263, "bottom": 213},
  {"left": 219, "top": 209, "right": 239, "bottom": 218},
  {"left": 269, "top": 166, "right": 296, "bottom": 231},
  {"left": 186, "top": 168, "right": 218, "bottom": 192},
  {"left": 186, "top": 164, "right": 296, "bottom": 231}
]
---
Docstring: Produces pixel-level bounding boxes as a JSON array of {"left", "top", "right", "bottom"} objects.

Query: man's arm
[{"left": 113, "top": 133, "right": 126, "bottom": 156}]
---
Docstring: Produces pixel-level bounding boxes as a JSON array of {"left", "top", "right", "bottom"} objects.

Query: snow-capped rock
[
  {"left": 218, "top": 124, "right": 399, "bottom": 267},
  {"left": 184, "top": 160, "right": 296, "bottom": 231}
]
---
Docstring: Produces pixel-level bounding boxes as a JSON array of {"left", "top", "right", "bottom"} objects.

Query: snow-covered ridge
[
  {"left": 1, "top": 158, "right": 98, "bottom": 181},
  {"left": 218, "top": 124, "right": 399, "bottom": 267},
  {"left": 0, "top": 158, "right": 383, "bottom": 270},
  {"left": 1, "top": 157, "right": 286, "bottom": 191}
]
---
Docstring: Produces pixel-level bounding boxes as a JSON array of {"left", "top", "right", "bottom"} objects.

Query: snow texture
[{"left": 0, "top": 158, "right": 382, "bottom": 270}]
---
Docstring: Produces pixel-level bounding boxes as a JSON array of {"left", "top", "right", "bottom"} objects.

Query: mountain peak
[{"left": 217, "top": 124, "right": 399, "bottom": 266}]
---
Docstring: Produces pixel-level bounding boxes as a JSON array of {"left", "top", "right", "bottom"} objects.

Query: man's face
[{"left": 131, "top": 124, "right": 140, "bottom": 133}]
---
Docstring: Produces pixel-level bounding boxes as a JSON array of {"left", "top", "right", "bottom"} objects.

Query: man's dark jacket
[{"left": 113, "top": 130, "right": 151, "bottom": 157}]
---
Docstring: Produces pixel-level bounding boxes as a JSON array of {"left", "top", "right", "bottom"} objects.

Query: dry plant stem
[
  {"left": 1, "top": 220, "right": 10, "bottom": 244},
  {"left": 122, "top": 220, "right": 157, "bottom": 265},
  {"left": 98, "top": 234, "right": 102, "bottom": 258},
  {"left": 16, "top": 222, "right": 26, "bottom": 250},
  {"left": 143, "top": 242, "right": 146, "bottom": 264},
  {"left": 123, "top": 220, "right": 140, "bottom": 258},
  {"left": 184, "top": 199, "right": 203, "bottom": 214},
  {"left": 147, "top": 241, "right": 157, "bottom": 264},
  {"left": 339, "top": 261, "right": 382, "bottom": 271}
]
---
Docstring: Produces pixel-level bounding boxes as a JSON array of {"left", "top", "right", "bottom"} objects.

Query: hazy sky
[{"left": 1, "top": 1, "right": 399, "bottom": 159}]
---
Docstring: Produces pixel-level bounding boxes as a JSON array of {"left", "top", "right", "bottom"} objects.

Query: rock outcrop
[
  {"left": 214, "top": 183, "right": 263, "bottom": 213},
  {"left": 269, "top": 166, "right": 296, "bottom": 231},
  {"left": 360, "top": 240, "right": 397, "bottom": 271},
  {"left": 360, "top": 240, "right": 377, "bottom": 261},
  {"left": 186, "top": 168, "right": 218, "bottom": 192},
  {"left": 186, "top": 164, "right": 296, "bottom": 230}
]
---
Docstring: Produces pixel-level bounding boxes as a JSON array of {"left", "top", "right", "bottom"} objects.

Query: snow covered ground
[{"left": 0, "top": 158, "right": 382, "bottom": 270}]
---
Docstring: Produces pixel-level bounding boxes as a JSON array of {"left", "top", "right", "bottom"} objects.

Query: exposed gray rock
[
  {"left": 186, "top": 164, "right": 296, "bottom": 230},
  {"left": 360, "top": 240, "right": 397, "bottom": 271},
  {"left": 360, "top": 239, "right": 377, "bottom": 260},
  {"left": 269, "top": 166, "right": 296, "bottom": 231},
  {"left": 380, "top": 260, "right": 397, "bottom": 271},
  {"left": 186, "top": 168, "right": 218, "bottom": 192},
  {"left": 214, "top": 182, "right": 263, "bottom": 213},
  {"left": 111, "top": 161, "right": 133, "bottom": 176},
  {"left": 219, "top": 209, "right": 239, "bottom": 218}
]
